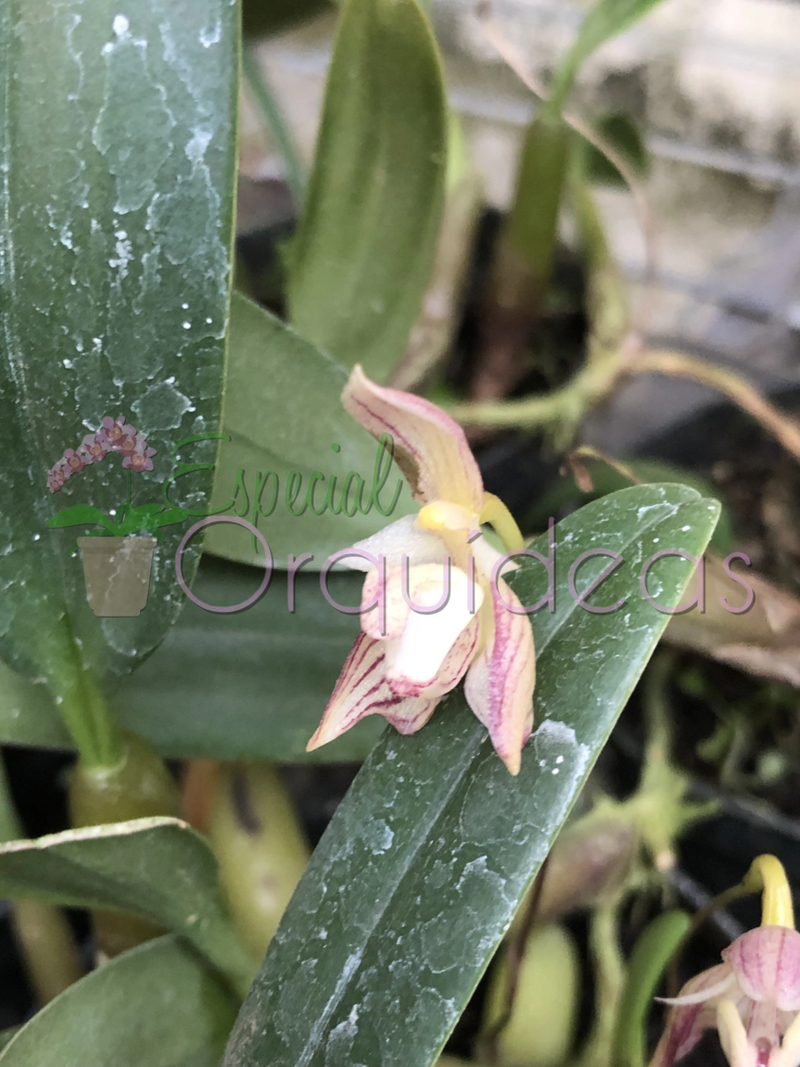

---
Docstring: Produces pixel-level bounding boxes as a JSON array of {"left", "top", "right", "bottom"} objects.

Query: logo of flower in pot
[{"left": 46, "top": 416, "right": 188, "bottom": 617}]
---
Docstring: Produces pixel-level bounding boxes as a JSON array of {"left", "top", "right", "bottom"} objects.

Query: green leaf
[
  {"left": 551, "top": 0, "right": 668, "bottom": 110},
  {"left": 524, "top": 457, "right": 735, "bottom": 557},
  {"left": 0, "top": 1, "right": 238, "bottom": 699},
  {"left": 116, "top": 504, "right": 190, "bottom": 537},
  {"left": 0, "top": 563, "right": 382, "bottom": 762},
  {"left": 204, "top": 294, "right": 414, "bottom": 569},
  {"left": 0, "top": 1031, "right": 19, "bottom": 1054},
  {"left": 222, "top": 484, "right": 720, "bottom": 1067},
  {"left": 0, "top": 935, "right": 237, "bottom": 1067},
  {"left": 611, "top": 910, "right": 691, "bottom": 1067},
  {"left": 0, "top": 817, "right": 255, "bottom": 997},
  {"left": 286, "top": 0, "right": 447, "bottom": 381},
  {"left": 582, "top": 112, "right": 649, "bottom": 187},
  {"left": 45, "top": 506, "right": 120, "bottom": 534}
]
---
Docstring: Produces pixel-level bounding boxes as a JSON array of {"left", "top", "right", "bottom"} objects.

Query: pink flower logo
[
  {"left": 78, "top": 433, "right": 110, "bottom": 464},
  {"left": 122, "top": 434, "right": 157, "bottom": 473},
  {"left": 62, "top": 448, "right": 86, "bottom": 475},
  {"left": 47, "top": 415, "right": 157, "bottom": 492},
  {"left": 98, "top": 415, "right": 136, "bottom": 450}
]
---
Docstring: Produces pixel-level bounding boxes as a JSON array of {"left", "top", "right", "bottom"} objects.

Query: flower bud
[
  {"left": 482, "top": 923, "right": 580, "bottom": 1067},
  {"left": 512, "top": 815, "right": 638, "bottom": 934}
]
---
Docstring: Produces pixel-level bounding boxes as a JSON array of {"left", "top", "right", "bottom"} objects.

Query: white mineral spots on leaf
[
  {"left": 0, "top": 589, "right": 15, "bottom": 637},
  {"left": 65, "top": 14, "right": 85, "bottom": 103},
  {"left": 359, "top": 816, "right": 394, "bottom": 855},
  {"left": 108, "top": 228, "right": 133, "bottom": 278},
  {"left": 199, "top": 18, "right": 222, "bottom": 48},
  {"left": 276, "top": 952, "right": 363, "bottom": 1065},
  {"left": 112, "top": 14, "right": 129, "bottom": 36},
  {"left": 186, "top": 127, "right": 212, "bottom": 163},
  {"left": 324, "top": 1004, "right": 360, "bottom": 1065},
  {"left": 93, "top": 32, "right": 175, "bottom": 215},
  {"left": 532, "top": 720, "right": 591, "bottom": 783}
]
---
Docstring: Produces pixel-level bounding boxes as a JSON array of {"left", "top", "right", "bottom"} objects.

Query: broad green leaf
[
  {"left": 222, "top": 485, "right": 720, "bottom": 1067},
  {"left": 286, "top": 0, "right": 447, "bottom": 380},
  {"left": 524, "top": 457, "right": 735, "bottom": 557},
  {"left": 0, "top": 817, "right": 255, "bottom": 997},
  {"left": 0, "top": 935, "right": 237, "bottom": 1067},
  {"left": 550, "top": 0, "right": 668, "bottom": 110},
  {"left": 0, "top": 1, "right": 238, "bottom": 702},
  {"left": 0, "top": 563, "right": 382, "bottom": 762},
  {"left": 205, "top": 294, "right": 414, "bottom": 569}
]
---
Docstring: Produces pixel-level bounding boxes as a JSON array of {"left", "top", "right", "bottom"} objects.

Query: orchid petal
[
  {"left": 717, "top": 1000, "right": 758, "bottom": 1067},
  {"left": 343, "top": 365, "right": 483, "bottom": 511},
  {"left": 361, "top": 565, "right": 409, "bottom": 641},
  {"left": 388, "top": 615, "right": 480, "bottom": 699},
  {"left": 773, "top": 1009, "right": 800, "bottom": 1067},
  {"left": 347, "top": 515, "right": 447, "bottom": 572},
  {"left": 464, "top": 578, "right": 534, "bottom": 776},
  {"left": 724, "top": 927, "right": 800, "bottom": 1012},
  {"left": 306, "top": 632, "right": 437, "bottom": 751},
  {"left": 384, "top": 565, "right": 481, "bottom": 692},
  {"left": 658, "top": 969, "right": 739, "bottom": 1007},
  {"left": 648, "top": 964, "right": 734, "bottom": 1067}
]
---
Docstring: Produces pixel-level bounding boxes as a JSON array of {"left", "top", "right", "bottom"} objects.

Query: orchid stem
[
  {"left": 578, "top": 902, "right": 626, "bottom": 1067},
  {"left": 0, "top": 753, "right": 85, "bottom": 1002},
  {"left": 451, "top": 342, "right": 800, "bottom": 479},
  {"left": 49, "top": 616, "right": 122, "bottom": 770},
  {"left": 635, "top": 351, "right": 800, "bottom": 466}
]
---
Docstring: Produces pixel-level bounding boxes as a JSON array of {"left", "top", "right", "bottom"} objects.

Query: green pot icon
[{"left": 78, "top": 536, "right": 156, "bottom": 617}]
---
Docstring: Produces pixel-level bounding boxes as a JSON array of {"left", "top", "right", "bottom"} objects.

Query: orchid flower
[
  {"left": 99, "top": 415, "right": 136, "bottom": 451},
  {"left": 651, "top": 855, "right": 800, "bottom": 1067},
  {"left": 122, "top": 435, "right": 156, "bottom": 472},
  {"left": 47, "top": 460, "right": 68, "bottom": 493},
  {"left": 62, "top": 448, "right": 86, "bottom": 475},
  {"left": 307, "top": 366, "right": 535, "bottom": 775},
  {"left": 78, "top": 432, "right": 110, "bottom": 464}
]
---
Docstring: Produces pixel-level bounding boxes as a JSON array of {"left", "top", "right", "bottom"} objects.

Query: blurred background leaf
[
  {"left": 581, "top": 112, "right": 650, "bottom": 187},
  {"left": 205, "top": 295, "right": 414, "bottom": 569},
  {"left": 550, "top": 0, "right": 670, "bottom": 110},
  {"left": 285, "top": 0, "right": 448, "bottom": 381},
  {"left": 0, "top": 817, "right": 254, "bottom": 996},
  {"left": 0, "top": 935, "right": 237, "bottom": 1067}
]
